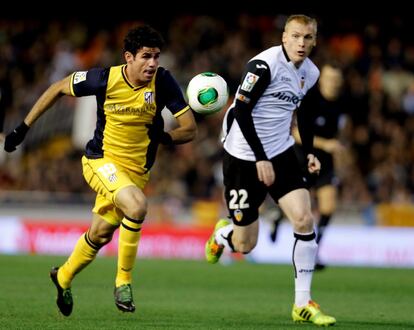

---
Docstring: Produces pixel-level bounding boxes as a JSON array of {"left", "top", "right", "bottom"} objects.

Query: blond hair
[{"left": 284, "top": 14, "right": 317, "bottom": 34}]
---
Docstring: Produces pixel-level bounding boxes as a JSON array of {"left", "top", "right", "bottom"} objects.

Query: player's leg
[
  {"left": 113, "top": 185, "right": 147, "bottom": 312},
  {"left": 279, "top": 188, "right": 335, "bottom": 326},
  {"left": 50, "top": 212, "right": 117, "bottom": 316},
  {"left": 50, "top": 156, "right": 141, "bottom": 315},
  {"left": 272, "top": 147, "right": 335, "bottom": 325},
  {"left": 206, "top": 151, "right": 265, "bottom": 263},
  {"left": 279, "top": 188, "right": 317, "bottom": 305},
  {"left": 315, "top": 184, "right": 337, "bottom": 269}
]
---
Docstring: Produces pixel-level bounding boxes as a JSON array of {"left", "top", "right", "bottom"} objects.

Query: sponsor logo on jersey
[
  {"left": 241, "top": 72, "right": 259, "bottom": 92},
  {"left": 256, "top": 64, "right": 267, "bottom": 69},
  {"left": 280, "top": 76, "right": 292, "bottom": 82},
  {"left": 73, "top": 71, "right": 87, "bottom": 84},
  {"left": 236, "top": 93, "right": 251, "bottom": 104},
  {"left": 271, "top": 91, "right": 301, "bottom": 105}
]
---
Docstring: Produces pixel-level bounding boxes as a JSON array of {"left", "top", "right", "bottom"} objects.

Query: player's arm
[
  {"left": 4, "top": 68, "right": 107, "bottom": 152},
  {"left": 166, "top": 110, "right": 196, "bottom": 144},
  {"left": 233, "top": 59, "right": 270, "bottom": 161},
  {"left": 154, "top": 68, "right": 197, "bottom": 144},
  {"left": 232, "top": 60, "right": 274, "bottom": 186},
  {"left": 25, "top": 76, "right": 72, "bottom": 127},
  {"left": 314, "top": 136, "right": 344, "bottom": 154},
  {"left": 4, "top": 76, "right": 72, "bottom": 152},
  {"left": 296, "top": 85, "right": 320, "bottom": 174}
]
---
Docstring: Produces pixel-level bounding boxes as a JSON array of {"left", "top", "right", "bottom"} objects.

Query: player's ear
[
  {"left": 282, "top": 31, "right": 287, "bottom": 44},
  {"left": 124, "top": 51, "right": 134, "bottom": 63}
]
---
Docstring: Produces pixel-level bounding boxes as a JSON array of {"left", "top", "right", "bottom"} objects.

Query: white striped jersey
[{"left": 222, "top": 45, "right": 320, "bottom": 161}]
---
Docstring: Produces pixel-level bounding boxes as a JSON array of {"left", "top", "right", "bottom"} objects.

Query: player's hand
[
  {"left": 256, "top": 160, "right": 275, "bottom": 187},
  {"left": 4, "top": 122, "right": 30, "bottom": 152},
  {"left": 0, "top": 133, "right": 4, "bottom": 145},
  {"left": 307, "top": 154, "right": 321, "bottom": 175},
  {"left": 145, "top": 124, "right": 173, "bottom": 145}
]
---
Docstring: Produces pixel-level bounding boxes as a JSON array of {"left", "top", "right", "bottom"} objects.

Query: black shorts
[{"left": 223, "top": 146, "right": 307, "bottom": 226}]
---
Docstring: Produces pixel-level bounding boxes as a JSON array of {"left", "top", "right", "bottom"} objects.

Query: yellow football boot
[
  {"left": 205, "top": 219, "right": 231, "bottom": 264},
  {"left": 292, "top": 300, "right": 336, "bottom": 326}
]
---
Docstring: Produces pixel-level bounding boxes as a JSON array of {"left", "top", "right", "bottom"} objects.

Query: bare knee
[
  {"left": 292, "top": 212, "right": 314, "bottom": 233},
  {"left": 116, "top": 187, "right": 148, "bottom": 220},
  {"left": 123, "top": 197, "right": 147, "bottom": 220}
]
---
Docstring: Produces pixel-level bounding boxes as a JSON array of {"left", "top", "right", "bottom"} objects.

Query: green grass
[{"left": 0, "top": 255, "right": 413, "bottom": 329}]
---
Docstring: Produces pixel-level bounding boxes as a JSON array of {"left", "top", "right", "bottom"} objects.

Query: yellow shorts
[{"left": 82, "top": 155, "right": 150, "bottom": 226}]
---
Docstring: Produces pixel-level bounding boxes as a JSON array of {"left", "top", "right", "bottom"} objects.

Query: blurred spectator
[{"left": 1, "top": 14, "right": 413, "bottom": 224}]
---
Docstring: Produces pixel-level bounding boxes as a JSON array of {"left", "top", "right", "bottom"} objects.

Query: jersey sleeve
[
  {"left": 70, "top": 68, "right": 109, "bottom": 97},
  {"left": 233, "top": 59, "right": 271, "bottom": 161},
  {"left": 296, "top": 83, "right": 319, "bottom": 156},
  {"left": 156, "top": 68, "right": 189, "bottom": 117}
]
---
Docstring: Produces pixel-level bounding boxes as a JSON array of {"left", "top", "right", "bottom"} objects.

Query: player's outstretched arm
[
  {"left": 168, "top": 110, "right": 197, "bottom": 144},
  {"left": 4, "top": 75, "right": 72, "bottom": 152}
]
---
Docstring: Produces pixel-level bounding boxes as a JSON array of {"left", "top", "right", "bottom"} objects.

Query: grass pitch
[{"left": 0, "top": 254, "right": 413, "bottom": 329}]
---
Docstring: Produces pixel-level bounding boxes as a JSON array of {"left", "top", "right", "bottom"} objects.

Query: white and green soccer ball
[{"left": 186, "top": 72, "right": 229, "bottom": 115}]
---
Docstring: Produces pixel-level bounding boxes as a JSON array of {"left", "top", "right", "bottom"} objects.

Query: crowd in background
[{"left": 0, "top": 14, "right": 413, "bottom": 223}]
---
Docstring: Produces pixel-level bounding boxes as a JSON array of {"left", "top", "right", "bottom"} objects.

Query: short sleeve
[
  {"left": 70, "top": 68, "right": 109, "bottom": 97},
  {"left": 156, "top": 68, "right": 189, "bottom": 117}
]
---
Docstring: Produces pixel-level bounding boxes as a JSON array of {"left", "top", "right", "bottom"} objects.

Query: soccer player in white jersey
[{"left": 205, "top": 15, "right": 336, "bottom": 326}]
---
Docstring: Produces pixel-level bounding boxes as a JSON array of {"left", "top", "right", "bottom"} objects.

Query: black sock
[{"left": 316, "top": 214, "right": 331, "bottom": 244}]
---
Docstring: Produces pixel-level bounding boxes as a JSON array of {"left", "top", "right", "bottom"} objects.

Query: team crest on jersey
[
  {"left": 241, "top": 72, "right": 259, "bottom": 92},
  {"left": 144, "top": 92, "right": 154, "bottom": 104},
  {"left": 73, "top": 71, "right": 87, "bottom": 84},
  {"left": 234, "top": 209, "right": 243, "bottom": 222},
  {"left": 108, "top": 173, "right": 118, "bottom": 183}
]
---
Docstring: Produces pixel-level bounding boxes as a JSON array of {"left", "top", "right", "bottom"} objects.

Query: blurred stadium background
[
  {"left": 1, "top": 3, "right": 414, "bottom": 267},
  {"left": 1, "top": 5, "right": 414, "bottom": 329}
]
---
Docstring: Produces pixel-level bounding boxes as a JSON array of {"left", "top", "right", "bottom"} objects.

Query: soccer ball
[{"left": 186, "top": 72, "right": 229, "bottom": 115}]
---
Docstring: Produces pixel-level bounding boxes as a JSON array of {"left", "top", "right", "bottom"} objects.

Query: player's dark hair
[{"left": 123, "top": 25, "right": 165, "bottom": 55}]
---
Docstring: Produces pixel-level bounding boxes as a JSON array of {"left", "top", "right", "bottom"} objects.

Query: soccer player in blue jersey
[
  {"left": 4, "top": 25, "right": 197, "bottom": 316},
  {"left": 205, "top": 15, "right": 336, "bottom": 326}
]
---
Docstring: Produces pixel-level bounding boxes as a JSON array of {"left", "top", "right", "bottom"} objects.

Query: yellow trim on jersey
[
  {"left": 69, "top": 73, "right": 75, "bottom": 96},
  {"left": 174, "top": 105, "right": 190, "bottom": 118}
]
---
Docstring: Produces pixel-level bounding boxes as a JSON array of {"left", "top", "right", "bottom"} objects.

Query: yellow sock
[
  {"left": 116, "top": 216, "right": 143, "bottom": 287},
  {"left": 58, "top": 231, "right": 101, "bottom": 289}
]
